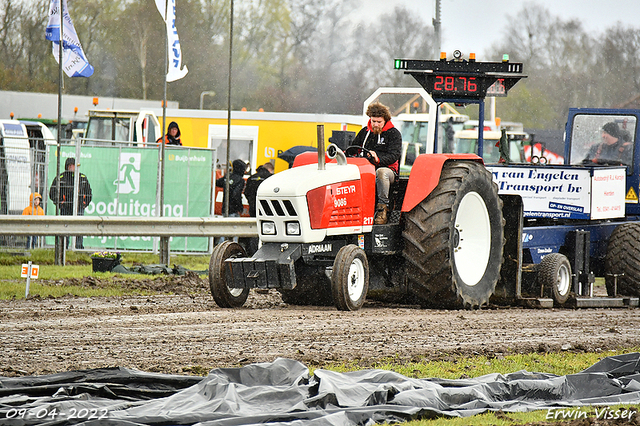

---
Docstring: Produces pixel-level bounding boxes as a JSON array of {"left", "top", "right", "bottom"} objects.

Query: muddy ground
[
  {"left": 1, "top": 273, "right": 639, "bottom": 378},
  {"left": 3, "top": 275, "right": 640, "bottom": 425}
]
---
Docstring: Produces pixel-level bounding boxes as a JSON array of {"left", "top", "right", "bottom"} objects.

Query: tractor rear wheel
[
  {"left": 209, "top": 241, "right": 250, "bottom": 308},
  {"left": 605, "top": 223, "right": 640, "bottom": 296},
  {"left": 537, "top": 253, "right": 572, "bottom": 305},
  {"left": 402, "top": 161, "right": 504, "bottom": 308}
]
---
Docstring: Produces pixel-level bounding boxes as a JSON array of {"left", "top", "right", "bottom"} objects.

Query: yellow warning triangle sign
[{"left": 626, "top": 187, "right": 638, "bottom": 203}]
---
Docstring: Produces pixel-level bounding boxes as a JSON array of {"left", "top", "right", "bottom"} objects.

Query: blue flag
[{"left": 45, "top": 0, "right": 94, "bottom": 78}]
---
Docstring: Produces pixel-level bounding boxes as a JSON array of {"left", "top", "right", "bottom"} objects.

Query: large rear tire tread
[
  {"left": 605, "top": 223, "right": 640, "bottom": 296},
  {"left": 402, "top": 161, "right": 504, "bottom": 308},
  {"left": 209, "top": 241, "right": 250, "bottom": 308}
]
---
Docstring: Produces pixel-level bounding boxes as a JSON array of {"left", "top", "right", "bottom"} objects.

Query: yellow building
[{"left": 155, "top": 109, "right": 364, "bottom": 173}]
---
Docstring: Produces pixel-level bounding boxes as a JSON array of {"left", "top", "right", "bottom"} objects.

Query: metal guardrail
[{"left": 0, "top": 216, "right": 258, "bottom": 237}]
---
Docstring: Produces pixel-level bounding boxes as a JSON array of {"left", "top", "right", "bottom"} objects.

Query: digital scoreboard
[{"left": 394, "top": 57, "right": 525, "bottom": 101}]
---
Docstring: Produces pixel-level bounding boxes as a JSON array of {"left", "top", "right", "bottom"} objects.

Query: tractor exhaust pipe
[
  {"left": 326, "top": 144, "right": 347, "bottom": 165},
  {"left": 317, "top": 124, "right": 325, "bottom": 170}
]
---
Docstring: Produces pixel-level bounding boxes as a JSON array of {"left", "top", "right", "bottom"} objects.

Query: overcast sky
[{"left": 359, "top": 0, "right": 640, "bottom": 61}]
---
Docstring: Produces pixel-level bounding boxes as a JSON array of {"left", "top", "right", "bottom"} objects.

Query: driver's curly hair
[{"left": 366, "top": 102, "right": 391, "bottom": 122}]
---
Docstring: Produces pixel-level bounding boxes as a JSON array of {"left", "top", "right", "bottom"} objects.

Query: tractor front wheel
[
  {"left": 209, "top": 241, "right": 250, "bottom": 308},
  {"left": 331, "top": 245, "right": 369, "bottom": 311}
]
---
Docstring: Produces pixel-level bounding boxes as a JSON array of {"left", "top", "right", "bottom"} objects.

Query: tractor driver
[
  {"left": 350, "top": 102, "right": 402, "bottom": 225},
  {"left": 583, "top": 122, "right": 632, "bottom": 165}
]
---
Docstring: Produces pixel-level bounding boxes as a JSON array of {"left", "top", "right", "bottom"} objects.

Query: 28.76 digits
[{"left": 433, "top": 76, "right": 477, "bottom": 92}]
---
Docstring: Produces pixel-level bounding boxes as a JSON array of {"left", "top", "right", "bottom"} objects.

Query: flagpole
[
  {"left": 158, "top": 0, "right": 169, "bottom": 264},
  {"left": 54, "top": 0, "right": 65, "bottom": 266},
  {"left": 224, "top": 0, "right": 234, "bottom": 217}
]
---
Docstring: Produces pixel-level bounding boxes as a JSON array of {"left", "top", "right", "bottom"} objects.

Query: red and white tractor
[{"left": 209, "top": 136, "right": 505, "bottom": 310}]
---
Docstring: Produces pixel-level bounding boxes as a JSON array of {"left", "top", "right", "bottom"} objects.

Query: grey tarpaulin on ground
[{"left": 1, "top": 354, "right": 640, "bottom": 425}]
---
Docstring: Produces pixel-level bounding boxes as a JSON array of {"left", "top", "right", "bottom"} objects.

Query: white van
[
  {"left": 20, "top": 120, "right": 56, "bottom": 201},
  {"left": 0, "top": 120, "right": 32, "bottom": 214},
  {"left": 84, "top": 109, "right": 161, "bottom": 145}
]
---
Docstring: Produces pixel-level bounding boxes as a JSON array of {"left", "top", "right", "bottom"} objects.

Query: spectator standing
[
  {"left": 156, "top": 121, "right": 182, "bottom": 146},
  {"left": 22, "top": 192, "right": 44, "bottom": 249},
  {"left": 216, "top": 159, "right": 247, "bottom": 217},
  {"left": 243, "top": 162, "right": 274, "bottom": 254},
  {"left": 243, "top": 162, "right": 274, "bottom": 217},
  {"left": 49, "top": 157, "right": 92, "bottom": 249}
]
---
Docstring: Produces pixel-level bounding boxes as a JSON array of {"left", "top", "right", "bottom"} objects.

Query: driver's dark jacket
[
  {"left": 584, "top": 139, "right": 632, "bottom": 165},
  {"left": 350, "top": 120, "right": 402, "bottom": 174}
]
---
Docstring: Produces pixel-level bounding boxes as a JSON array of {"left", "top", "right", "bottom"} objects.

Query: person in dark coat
[
  {"left": 350, "top": 101, "right": 402, "bottom": 224},
  {"left": 157, "top": 121, "right": 182, "bottom": 146},
  {"left": 49, "top": 157, "right": 92, "bottom": 249},
  {"left": 216, "top": 159, "right": 247, "bottom": 216},
  {"left": 243, "top": 162, "right": 274, "bottom": 254},
  {"left": 583, "top": 122, "right": 632, "bottom": 165},
  {"left": 243, "top": 162, "right": 274, "bottom": 217}
]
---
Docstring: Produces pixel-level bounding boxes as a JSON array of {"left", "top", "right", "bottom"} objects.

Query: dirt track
[{"left": 1, "top": 274, "right": 640, "bottom": 377}]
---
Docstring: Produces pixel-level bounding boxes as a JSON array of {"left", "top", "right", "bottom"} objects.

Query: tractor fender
[
  {"left": 401, "top": 153, "right": 484, "bottom": 212},
  {"left": 293, "top": 151, "right": 330, "bottom": 168}
]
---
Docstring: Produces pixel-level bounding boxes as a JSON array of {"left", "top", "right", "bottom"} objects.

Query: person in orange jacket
[
  {"left": 156, "top": 121, "right": 182, "bottom": 145},
  {"left": 22, "top": 192, "right": 44, "bottom": 249}
]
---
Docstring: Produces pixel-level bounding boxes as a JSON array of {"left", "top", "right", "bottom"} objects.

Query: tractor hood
[
  {"left": 256, "top": 162, "right": 374, "bottom": 243},
  {"left": 257, "top": 163, "right": 362, "bottom": 198}
]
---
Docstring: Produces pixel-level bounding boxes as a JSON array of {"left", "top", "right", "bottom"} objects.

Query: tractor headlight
[
  {"left": 286, "top": 221, "right": 300, "bottom": 235},
  {"left": 261, "top": 221, "right": 276, "bottom": 235}
]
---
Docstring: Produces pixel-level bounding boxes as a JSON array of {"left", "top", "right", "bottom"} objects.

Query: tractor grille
[
  {"left": 329, "top": 206, "right": 362, "bottom": 227},
  {"left": 259, "top": 199, "right": 297, "bottom": 217}
]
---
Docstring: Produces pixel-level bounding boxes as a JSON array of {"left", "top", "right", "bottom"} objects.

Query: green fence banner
[{"left": 46, "top": 146, "right": 214, "bottom": 252}]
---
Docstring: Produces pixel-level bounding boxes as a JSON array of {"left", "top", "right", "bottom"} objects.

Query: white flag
[
  {"left": 155, "top": 0, "right": 188, "bottom": 82},
  {"left": 45, "top": 0, "right": 94, "bottom": 78}
]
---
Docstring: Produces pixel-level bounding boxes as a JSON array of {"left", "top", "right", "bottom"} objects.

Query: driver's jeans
[{"left": 376, "top": 167, "right": 395, "bottom": 204}]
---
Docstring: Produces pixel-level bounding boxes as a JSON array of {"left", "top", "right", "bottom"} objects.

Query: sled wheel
[
  {"left": 538, "top": 253, "right": 572, "bottom": 305},
  {"left": 209, "top": 241, "right": 249, "bottom": 308},
  {"left": 402, "top": 161, "right": 504, "bottom": 308},
  {"left": 331, "top": 245, "right": 369, "bottom": 311},
  {"left": 605, "top": 223, "right": 640, "bottom": 296}
]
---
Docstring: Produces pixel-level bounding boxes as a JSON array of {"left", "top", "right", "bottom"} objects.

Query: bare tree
[
  {"left": 0, "top": 0, "right": 24, "bottom": 69},
  {"left": 489, "top": 4, "right": 597, "bottom": 129},
  {"left": 598, "top": 25, "right": 640, "bottom": 107},
  {"left": 349, "top": 6, "right": 434, "bottom": 94},
  {"left": 17, "top": 0, "right": 50, "bottom": 78},
  {"left": 0, "top": 0, "right": 58, "bottom": 91}
]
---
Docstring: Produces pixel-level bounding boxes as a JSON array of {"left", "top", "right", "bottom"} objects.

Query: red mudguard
[
  {"left": 401, "top": 154, "right": 484, "bottom": 213},
  {"left": 292, "top": 152, "right": 329, "bottom": 168}
]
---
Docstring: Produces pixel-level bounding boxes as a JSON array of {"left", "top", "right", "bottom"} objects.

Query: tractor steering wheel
[{"left": 345, "top": 145, "right": 373, "bottom": 158}]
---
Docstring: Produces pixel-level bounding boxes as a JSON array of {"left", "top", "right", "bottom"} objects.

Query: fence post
[
  {"left": 159, "top": 237, "right": 170, "bottom": 265},
  {"left": 54, "top": 237, "right": 66, "bottom": 265}
]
